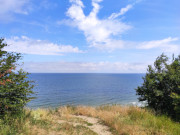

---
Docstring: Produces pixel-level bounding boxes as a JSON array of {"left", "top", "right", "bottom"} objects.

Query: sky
[{"left": 0, "top": 0, "right": 180, "bottom": 73}]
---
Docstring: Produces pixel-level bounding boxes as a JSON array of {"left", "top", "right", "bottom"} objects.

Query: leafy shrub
[
  {"left": 0, "top": 38, "right": 34, "bottom": 117},
  {"left": 136, "top": 54, "right": 180, "bottom": 121}
]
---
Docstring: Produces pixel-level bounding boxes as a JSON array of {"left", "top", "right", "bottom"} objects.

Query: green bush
[
  {"left": 0, "top": 38, "right": 34, "bottom": 117},
  {"left": 136, "top": 54, "right": 180, "bottom": 121}
]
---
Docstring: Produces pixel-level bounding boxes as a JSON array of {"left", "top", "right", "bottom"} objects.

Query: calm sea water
[{"left": 27, "top": 73, "right": 145, "bottom": 108}]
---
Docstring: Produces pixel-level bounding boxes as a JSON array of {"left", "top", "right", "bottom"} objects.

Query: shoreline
[{"left": 27, "top": 100, "right": 147, "bottom": 109}]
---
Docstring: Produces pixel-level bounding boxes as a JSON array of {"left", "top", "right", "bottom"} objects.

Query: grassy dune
[{"left": 0, "top": 105, "right": 180, "bottom": 135}]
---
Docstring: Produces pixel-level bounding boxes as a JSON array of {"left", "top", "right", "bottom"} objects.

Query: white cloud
[
  {"left": 23, "top": 61, "right": 149, "bottom": 73},
  {"left": 108, "top": 0, "right": 143, "bottom": 20},
  {"left": 66, "top": 0, "right": 131, "bottom": 50},
  {"left": 137, "top": 37, "right": 180, "bottom": 53},
  {"left": 69, "top": 0, "right": 84, "bottom": 7},
  {"left": 65, "top": 0, "right": 180, "bottom": 53},
  {"left": 5, "top": 36, "right": 83, "bottom": 55},
  {"left": 0, "top": 0, "right": 30, "bottom": 21},
  {"left": 109, "top": 4, "right": 133, "bottom": 20}
]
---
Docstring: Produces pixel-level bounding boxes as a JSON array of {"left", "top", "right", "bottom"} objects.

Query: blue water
[{"left": 27, "top": 73, "right": 144, "bottom": 108}]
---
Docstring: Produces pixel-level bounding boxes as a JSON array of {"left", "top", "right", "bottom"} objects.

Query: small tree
[
  {"left": 0, "top": 38, "right": 34, "bottom": 116},
  {"left": 136, "top": 54, "right": 180, "bottom": 121}
]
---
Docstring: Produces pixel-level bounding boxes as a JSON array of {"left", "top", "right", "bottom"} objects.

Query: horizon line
[{"left": 28, "top": 72, "right": 146, "bottom": 74}]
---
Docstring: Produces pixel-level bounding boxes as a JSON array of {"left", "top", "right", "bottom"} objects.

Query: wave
[{"left": 128, "top": 101, "right": 147, "bottom": 107}]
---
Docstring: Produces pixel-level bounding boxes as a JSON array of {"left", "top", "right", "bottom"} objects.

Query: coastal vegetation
[
  {"left": 136, "top": 54, "right": 180, "bottom": 121},
  {"left": 0, "top": 105, "right": 180, "bottom": 135},
  {"left": 0, "top": 38, "right": 35, "bottom": 134},
  {"left": 0, "top": 38, "right": 180, "bottom": 135},
  {"left": 0, "top": 38, "right": 34, "bottom": 117}
]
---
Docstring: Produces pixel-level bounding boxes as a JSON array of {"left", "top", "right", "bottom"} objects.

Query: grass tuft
[{"left": 0, "top": 105, "right": 179, "bottom": 135}]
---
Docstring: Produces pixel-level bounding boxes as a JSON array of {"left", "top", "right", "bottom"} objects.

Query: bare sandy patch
[{"left": 74, "top": 115, "right": 112, "bottom": 135}]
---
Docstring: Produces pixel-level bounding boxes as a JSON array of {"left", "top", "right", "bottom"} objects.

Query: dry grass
[
  {"left": 59, "top": 105, "right": 180, "bottom": 135},
  {"left": 0, "top": 105, "right": 180, "bottom": 135},
  {"left": 0, "top": 107, "right": 97, "bottom": 135}
]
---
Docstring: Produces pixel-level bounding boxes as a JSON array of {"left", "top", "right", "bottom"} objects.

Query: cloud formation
[
  {"left": 66, "top": 0, "right": 180, "bottom": 53},
  {"left": 67, "top": 0, "right": 131, "bottom": 50},
  {"left": 66, "top": 0, "right": 179, "bottom": 53},
  {"left": 137, "top": 37, "right": 180, "bottom": 53},
  {"left": 108, "top": 0, "right": 142, "bottom": 20},
  {"left": 109, "top": 4, "right": 133, "bottom": 20},
  {"left": 5, "top": 36, "right": 83, "bottom": 55},
  {"left": 0, "top": 0, "right": 30, "bottom": 21},
  {"left": 23, "top": 61, "right": 149, "bottom": 73}
]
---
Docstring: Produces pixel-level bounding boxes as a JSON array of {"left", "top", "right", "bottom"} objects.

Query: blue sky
[{"left": 0, "top": 0, "right": 180, "bottom": 73}]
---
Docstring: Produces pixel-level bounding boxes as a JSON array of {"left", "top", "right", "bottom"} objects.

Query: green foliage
[
  {"left": 0, "top": 38, "right": 34, "bottom": 117},
  {"left": 136, "top": 54, "right": 180, "bottom": 121}
]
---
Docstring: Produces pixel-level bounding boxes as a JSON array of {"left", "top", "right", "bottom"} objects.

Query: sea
[{"left": 27, "top": 73, "right": 145, "bottom": 108}]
